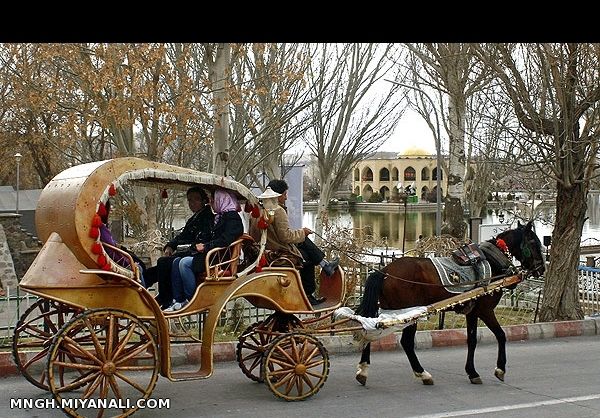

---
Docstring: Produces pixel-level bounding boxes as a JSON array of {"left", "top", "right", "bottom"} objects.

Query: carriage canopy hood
[{"left": 35, "top": 157, "right": 258, "bottom": 270}]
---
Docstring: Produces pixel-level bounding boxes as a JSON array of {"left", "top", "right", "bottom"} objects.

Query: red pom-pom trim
[
  {"left": 161, "top": 189, "right": 168, "bottom": 199},
  {"left": 97, "top": 254, "right": 107, "bottom": 267},
  {"left": 92, "top": 214, "right": 103, "bottom": 227},
  {"left": 258, "top": 217, "right": 268, "bottom": 230},
  {"left": 108, "top": 184, "right": 117, "bottom": 196},
  {"left": 101, "top": 263, "right": 112, "bottom": 271},
  {"left": 89, "top": 227, "right": 99, "bottom": 239},
  {"left": 496, "top": 238, "right": 508, "bottom": 253},
  {"left": 251, "top": 206, "right": 260, "bottom": 218},
  {"left": 91, "top": 242, "right": 103, "bottom": 254},
  {"left": 97, "top": 202, "right": 107, "bottom": 218},
  {"left": 244, "top": 203, "right": 253, "bottom": 213},
  {"left": 258, "top": 255, "right": 267, "bottom": 267}
]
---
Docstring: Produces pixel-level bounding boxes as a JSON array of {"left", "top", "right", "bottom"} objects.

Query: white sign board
[
  {"left": 283, "top": 165, "right": 304, "bottom": 229},
  {"left": 479, "top": 223, "right": 510, "bottom": 243}
]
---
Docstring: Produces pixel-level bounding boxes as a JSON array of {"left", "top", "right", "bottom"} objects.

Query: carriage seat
[
  {"left": 99, "top": 242, "right": 142, "bottom": 282},
  {"left": 196, "top": 233, "right": 256, "bottom": 284}
]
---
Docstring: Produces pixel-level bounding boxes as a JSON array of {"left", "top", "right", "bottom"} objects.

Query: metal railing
[{"left": 2, "top": 265, "right": 599, "bottom": 347}]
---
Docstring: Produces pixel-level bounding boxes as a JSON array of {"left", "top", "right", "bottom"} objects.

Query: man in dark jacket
[{"left": 144, "top": 186, "right": 214, "bottom": 308}]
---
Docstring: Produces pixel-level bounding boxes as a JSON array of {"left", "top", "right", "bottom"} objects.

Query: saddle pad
[{"left": 430, "top": 257, "right": 491, "bottom": 294}]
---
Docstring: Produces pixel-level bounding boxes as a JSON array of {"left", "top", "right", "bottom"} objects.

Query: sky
[{"left": 379, "top": 108, "right": 437, "bottom": 154}]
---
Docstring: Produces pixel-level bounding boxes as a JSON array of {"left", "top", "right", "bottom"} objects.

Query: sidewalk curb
[{"left": 2, "top": 318, "right": 599, "bottom": 378}]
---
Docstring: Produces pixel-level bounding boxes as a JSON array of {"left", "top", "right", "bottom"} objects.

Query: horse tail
[{"left": 357, "top": 270, "right": 386, "bottom": 318}]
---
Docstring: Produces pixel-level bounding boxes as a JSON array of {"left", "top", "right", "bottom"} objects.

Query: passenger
[
  {"left": 99, "top": 199, "right": 146, "bottom": 285},
  {"left": 144, "top": 187, "right": 214, "bottom": 309},
  {"left": 164, "top": 188, "right": 244, "bottom": 311},
  {"left": 250, "top": 179, "right": 339, "bottom": 306}
]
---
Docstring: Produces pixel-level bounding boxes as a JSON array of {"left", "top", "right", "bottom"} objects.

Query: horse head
[{"left": 497, "top": 220, "right": 545, "bottom": 277}]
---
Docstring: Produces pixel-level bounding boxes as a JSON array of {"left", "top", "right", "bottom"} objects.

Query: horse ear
[
  {"left": 527, "top": 220, "right": 534, "bottom": 229},
  {"left": 517, "top": 220, "right": 523, "bottom": 228}
]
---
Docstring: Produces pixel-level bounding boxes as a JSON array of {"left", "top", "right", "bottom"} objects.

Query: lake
[{"left": 302, "top": 192, "right": 600, "bottom": 252}]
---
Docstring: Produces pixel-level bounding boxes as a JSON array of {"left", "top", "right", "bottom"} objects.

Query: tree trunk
[
  {"left": 538, "top": 182, "right": 585, "bottom": 321},
  {"left": 211, "top": 43, "right": 231, "bottom": 176},
  {"left": 441, "top": 92, "right": 467, "bottom": 239},
  {"left": 315, "top": 179, "right": 334, "bottom": 244}
]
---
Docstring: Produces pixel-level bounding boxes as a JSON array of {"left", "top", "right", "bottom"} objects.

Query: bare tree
[
  {"left": 476, "top": 43, "right": 600, "bottom": 321},
  {"left": 405, "top": 43, "right": 493, "bottom": 239},
  {"left": 304, "top": 44, "right": 406, "bottom": 231},
  {"left": 227, "top": 43, "right": 313, "bottom": 184}
]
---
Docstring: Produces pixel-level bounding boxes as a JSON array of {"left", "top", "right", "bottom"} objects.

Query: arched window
[
  {"left": 379, "top": 168, "right": 390, "bottom": 181},
  {"left": 432, "top": 167, "right": 443, "bottom": 181},
  {"left": 391, "top": 167, "right": 399, "bottom": 181},
  {"left": 354, "top": 168, "right": 360, "bottom": 181},
  {"left": 361, "top": 167, "right": 373, "bottom": 182},
  {"left": 404, "top": 166, "right": 416, "bottom": 181},
  {"left": 421, "top": 167, "right": 430, "bottom": 181}
]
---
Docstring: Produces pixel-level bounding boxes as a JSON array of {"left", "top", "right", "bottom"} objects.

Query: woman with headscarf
[{"left": 164, "top": 188, "right": 244, "bottom": 311}]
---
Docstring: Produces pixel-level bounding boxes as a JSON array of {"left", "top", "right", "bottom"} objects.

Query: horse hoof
[
  {"left": 356, "top": 374, "right": 367, "bottom": 386},
  {"left": 470, "top": 376, "right": 483, "bottom": 384},
  {"left": 415, "top": 370, "right": 434, "bottom": 385},
  {"left": 494, "top": 368, "right": 505, "bottom": 382}
]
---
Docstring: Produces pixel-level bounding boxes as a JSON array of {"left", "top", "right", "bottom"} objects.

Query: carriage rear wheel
[
  {"left": 262, "top": 332, "right": 329, "bottom": 401},
  {"left": 12, "top": 298, "right": 80, "bottom": 390},
  {"left": 237, "top": 312, "right": 303, "bottom": 382},
  {"left": 47, "top": 308, "right": 159, "bottom": 418}
]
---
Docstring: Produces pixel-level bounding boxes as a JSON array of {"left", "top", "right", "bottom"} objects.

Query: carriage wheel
[
  {"left": 262, "top": 332, "right": 329, "bottom": 401},
  {"left": 12, "top": 298, "right": 80, "bottom": 390},
  {"left": 237, "top": 312, "right": 303, "bottom": 382},
  {"left": 47, "top": 308, "right": 159, "bottom": 418}
]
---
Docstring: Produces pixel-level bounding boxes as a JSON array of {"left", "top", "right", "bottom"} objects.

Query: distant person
[
  {"left": 165, "top": 188, "right": 244, "bottom": 311},
  {"left": 250, "top": 179, "right": 339, "bottom": 306},
  {"left": 144, "top": 187, "right": 214, "bottom": 308}
]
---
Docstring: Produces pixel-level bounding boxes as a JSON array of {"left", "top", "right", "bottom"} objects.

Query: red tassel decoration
[
  {"left": 101, "top": 263, "right": 112, "bottom": 271},
  {"left": 108, "top": 184, "right": 117, "bottom": 196},
  {"left": 255, "top": 255, "right": 268, "bottom": 273},
  {"left": 92, "top": 214, "right": 103, "bottom": 227},
  {"left": 89, "top": 226, "right": 99, "bottom": 239},
  {"left": 97, "top": 202, "right": 107, "bottom": 218},
  {"left": 161, "top": 189, "right": 168, "bottom": 199},
  {"left": 97, "top": 254, "right": 107, "bottom": 267},
  {"left": 244, "top": 203, "right": 253, "bottom": 213},
  {"left": 251, "top": 206, "right": 260, "bottom": 218},
  {"left": 258, "top": 217, "right": 268, "bottom": 230},
  {"left": 91, "top": 242, "right": 103, "bottom": 254}
]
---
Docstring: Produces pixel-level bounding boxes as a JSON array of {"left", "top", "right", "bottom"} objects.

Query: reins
[{"left": 312, "top": 230, "right": 518, "bottom": 288}]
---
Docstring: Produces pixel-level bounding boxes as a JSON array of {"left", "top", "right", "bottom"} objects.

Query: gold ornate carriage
[{"left": 13, "top": 157, "right": 348, "bottom": 417}]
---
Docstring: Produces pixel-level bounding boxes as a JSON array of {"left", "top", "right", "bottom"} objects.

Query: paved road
[{"left": 1, "top": 335, "right": 599, "bottom": 417}]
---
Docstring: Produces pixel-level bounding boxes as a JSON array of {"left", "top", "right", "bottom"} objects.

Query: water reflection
[{"left": 303, "top": 192, "right": 600, "bottom": 250}]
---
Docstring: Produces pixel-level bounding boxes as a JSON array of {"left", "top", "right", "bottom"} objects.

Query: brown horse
[{"left": 356, "top": 220, "right": 545, "bottom": 386}]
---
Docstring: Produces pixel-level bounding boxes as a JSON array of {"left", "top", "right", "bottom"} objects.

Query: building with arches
[{"left": 352, "top": 147, "right": 447, "bottom": 202}]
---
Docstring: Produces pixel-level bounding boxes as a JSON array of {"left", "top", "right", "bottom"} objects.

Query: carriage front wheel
[
  {"left": 47, "top": 308, "right": 159, "bottom": 418},
  {"left": 12, "top": 298, "right": 80, "bottom": 390},
  {"left": 261, "top": 332, "right": 329, "bottom": 401}
]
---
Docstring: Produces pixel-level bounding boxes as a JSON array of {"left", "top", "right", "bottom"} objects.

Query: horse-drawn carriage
[{"left": 12, "top": 157, "right": 546, "bottom": 417}]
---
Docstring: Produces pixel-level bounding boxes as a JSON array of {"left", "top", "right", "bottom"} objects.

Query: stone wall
[{"left": 0, "top": 213, "right": 42, "bottom": 289}]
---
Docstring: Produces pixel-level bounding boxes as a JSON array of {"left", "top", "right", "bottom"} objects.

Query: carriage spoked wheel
[
  {"left": 47, "top": 308, "right": 159, "bottom": 418},
  {"left": 12, "top": 298, "right": 81, "bottom": 390},
  {"left": 261, "top": 332, "right": 330, "bottom": 401},
  {"left": 236, "top": 312, "right": 303, "bottom": 382}
]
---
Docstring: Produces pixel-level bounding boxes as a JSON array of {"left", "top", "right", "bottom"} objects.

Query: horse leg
[
  {"left": 401, "top": 323, "right": 433, "bottom": 385},
  {"left": 465, "top": 312, "right": 482, "bottom": 384},
  {"left": 356, "top": 343, "right": 370, "bottom": 386},
  {"left": 478, "top": 309, "right": 507, "bottom": 382}
]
